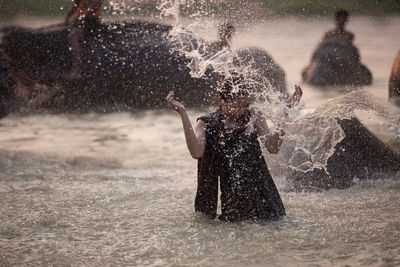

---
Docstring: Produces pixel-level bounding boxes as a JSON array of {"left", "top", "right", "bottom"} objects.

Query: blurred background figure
[
  {"left": 324, "top": 9, "right": 354, "bottom": 43},
  {"left": 301, "top": 9, "right": 372, "bottom": 86},
  {"left": 389, "top": 50, "right": 400, "bottom": 106},
  {"left": 64, "top": 0, "right": 104, "bottom": 79},
  {"left": 216, "top": 22, "right": 235, "bottom": 50}
]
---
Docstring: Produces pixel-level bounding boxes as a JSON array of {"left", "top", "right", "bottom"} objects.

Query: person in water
[
  {"left": 216, "top": 22, "right": 235, "bottom": 50},
  {"left": 64, "top": 0, "right": 104, "bottom": 79},
  {"left": 206, "top": 22, "right": 235, "bottom": 56},
  {"left": 165, "top": 75, "right": 302, "bottom": 222},
  {"left": 324, "top": 10, "right": 354, "bottom": 43}
]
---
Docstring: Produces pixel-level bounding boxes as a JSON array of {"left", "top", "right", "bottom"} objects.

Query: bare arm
[
  {"left": 252, "top": 107, "right": 283, "bottom": 154},
  {"left": 166, "top": 91, "right": 206, "bottom": 159}
]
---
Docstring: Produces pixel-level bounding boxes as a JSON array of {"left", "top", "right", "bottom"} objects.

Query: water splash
[
  {"left": 156, "top": 0, "right": 400, "bottom": 176},
  {"left": 282, "top": 90, "right": 400, "bottom": 174},
  {"left": 157, "top": 0, "right": 284, "bottom": 105}
]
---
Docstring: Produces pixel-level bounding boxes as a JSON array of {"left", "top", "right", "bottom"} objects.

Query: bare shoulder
[
  {"left": 195, "top": 119, "right": 206, "bottom": 140},
  {"left": 196, "top": 118, "right": 206, "bottom": 126},
  {"left": 195, "top": 119, "right": 206, "bottom": 133}
]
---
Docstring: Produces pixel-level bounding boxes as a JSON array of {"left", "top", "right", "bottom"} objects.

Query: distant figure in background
[
  {"left": 215, "top": 22, "right": 235, "bottom": 50},
  {"left": 64, "top": 0, "right": 104, "bottom": 79},
  {"left": 324, "top": 10, "right": 354, "bottom": 43},
  {"left": 389, "top": 50, "right": 400, "bottom": 106},
  {"left": 301, "top": 9, "right": 372, "bottom": 86}
]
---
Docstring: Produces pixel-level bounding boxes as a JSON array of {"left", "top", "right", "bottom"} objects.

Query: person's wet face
[{"left": 219, "top": 95, "right": 251, "bottom": 119}]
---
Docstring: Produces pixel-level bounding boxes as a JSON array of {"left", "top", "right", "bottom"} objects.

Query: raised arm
[
  {"left": 166, "top": 91, "right": 206, "bottom": 159},
  {"left": 252, "top": 107, "right": 283, "bottom": 154}
]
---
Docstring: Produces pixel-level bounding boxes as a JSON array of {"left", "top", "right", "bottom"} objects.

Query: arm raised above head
[{"left": 165, "top": 91, "right": 206, "bottom": 159}]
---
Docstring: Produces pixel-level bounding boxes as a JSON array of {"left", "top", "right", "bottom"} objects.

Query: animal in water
[
  {"left": 302, "top": 39, "right": 372, "bottom": 87},
  {"left": 0, "top": 53, "right": 16, "bottom": 118},
  {"left": 266, "top": 90, "right": 400, "bottom": 191},
  {"left": 284, "top": 117, "right": 400, "bottom": 191},
  {"left": 389, "top": 50, "right": 400, "bottom": 106},
  {"left": 0, "top": 20, "right": 286, "bottom": 116}
]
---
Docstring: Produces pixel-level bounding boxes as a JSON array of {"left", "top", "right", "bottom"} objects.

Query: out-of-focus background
[
  {"left": 1, "top": 1, "right": 400, "bottom": 266},
  {"left": 1, "top": 0, "right": 400, "bottom": 19}
]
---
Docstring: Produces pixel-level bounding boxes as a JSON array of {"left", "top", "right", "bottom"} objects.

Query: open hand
[
  {"left": 165, "top": 91, "right": 185, "bottom": 114},
  {"left": 286, "top": 84, "right": 303, "bottom": 108}
]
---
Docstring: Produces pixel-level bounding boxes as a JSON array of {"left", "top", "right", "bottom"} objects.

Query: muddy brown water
[{"left": 0, "top": 16, "right": 400, "bottom": 266}]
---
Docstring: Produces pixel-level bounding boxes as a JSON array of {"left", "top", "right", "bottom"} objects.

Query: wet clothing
[{"left": 195, "top": 108, "right": 286, "bottom": 222}]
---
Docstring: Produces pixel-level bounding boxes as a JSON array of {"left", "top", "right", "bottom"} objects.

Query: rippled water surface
[{"left": 1, "top": 17, "right": 400, "bottom": 266}]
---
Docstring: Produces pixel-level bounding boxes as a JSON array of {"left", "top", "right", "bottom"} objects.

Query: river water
[{"left": 1, "top": 16, "right": 400, "bottom": 266}]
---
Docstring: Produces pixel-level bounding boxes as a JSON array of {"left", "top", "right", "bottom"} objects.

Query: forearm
[{"left": 179, "top": 111, "right": 204, "bottom": 159}]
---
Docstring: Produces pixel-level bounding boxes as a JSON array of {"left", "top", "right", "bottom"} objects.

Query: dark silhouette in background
[
  {"left": 302, "top": 10, "right": 372, "bottom": 87},
  {"left": 216, "top": 22, "right": 235, "bottom": 50},
  {"left": 324, "top": 10, "right": 354, "bottom": 43},
  {"left": 64, "top": 0, "right": 104, "bottom": 79}
]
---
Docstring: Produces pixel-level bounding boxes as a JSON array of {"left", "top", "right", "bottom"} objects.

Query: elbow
[
  {"left": 191, "top": 152, "right": 204, "bottom": 159},
  {"left": 190, "top": 148, "right": 204, "bottom": 159}
]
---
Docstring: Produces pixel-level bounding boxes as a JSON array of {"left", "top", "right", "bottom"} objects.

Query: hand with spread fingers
[{"left": 166, "top": 91, "right": 185, "bottom": 114}]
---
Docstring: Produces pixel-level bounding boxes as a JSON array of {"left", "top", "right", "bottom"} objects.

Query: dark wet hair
[
  {"left": 335, "top": 10, "right": 349, "bottom": 20},
  {"left": 218, "top": 74, "right": 250, "bottom": 101}
]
